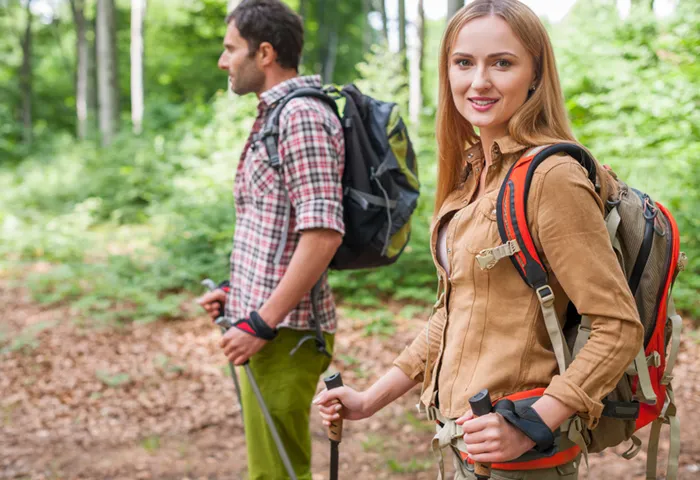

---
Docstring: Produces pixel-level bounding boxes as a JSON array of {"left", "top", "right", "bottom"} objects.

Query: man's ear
[{"left": 258, "top": 42, "right": 277, "bottom": 68}]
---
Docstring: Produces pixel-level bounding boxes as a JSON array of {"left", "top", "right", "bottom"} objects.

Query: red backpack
[{"left": 474, "top": 143, "right": 686, "bottom": 479}]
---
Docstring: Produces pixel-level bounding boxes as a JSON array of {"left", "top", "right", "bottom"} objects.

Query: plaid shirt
[{"left": 226, "top": 75, "right": 345, "bottom": 333}]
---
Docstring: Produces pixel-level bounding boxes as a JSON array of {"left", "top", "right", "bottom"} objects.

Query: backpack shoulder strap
[
  {"left": 258, "top": 87, "right": 339, "bottom": 169},
  {"left": 492, "top": 143, "right": 597, "bottom": 289},
  {"left": 476, "top": 143, "right": 597, "bottom": 374}
]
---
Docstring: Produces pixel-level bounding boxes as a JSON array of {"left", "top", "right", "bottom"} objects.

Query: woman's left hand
[{"left": 456, "top": 410, "right": 536, "bottom": 463}]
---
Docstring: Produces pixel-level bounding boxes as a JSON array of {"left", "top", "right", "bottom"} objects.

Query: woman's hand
[
  {"left": 313, "top": 386, "right": 374, "bottom": 425},
  {"left": 456, "top": 410, "right": 536, "bottom": 463}
]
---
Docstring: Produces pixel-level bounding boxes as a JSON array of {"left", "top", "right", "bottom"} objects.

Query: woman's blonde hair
[{"left": 435, "top": 0, "right": 579, "bottom": 212}]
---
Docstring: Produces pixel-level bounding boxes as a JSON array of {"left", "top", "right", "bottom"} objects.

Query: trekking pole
[
  {"left": 201, "top": 279, "right": 298, "bottom": 480},
  {"left": 201, "top": 279, "right": 244, "bottom": 418},
  {"left": 323, "top": 372, "right": 344, "bottom": 480},
  {"left": 469, "top": 389, "right": 494, "bottom": 480}
]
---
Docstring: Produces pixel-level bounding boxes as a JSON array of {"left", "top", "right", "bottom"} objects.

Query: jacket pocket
[{"left": 464, "top": 196, "right": 501, "bottom": 254}]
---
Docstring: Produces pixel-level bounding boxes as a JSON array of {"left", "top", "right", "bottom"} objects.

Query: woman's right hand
[{"left": 313, "top": 386, "right": 373, "bottom": 425}]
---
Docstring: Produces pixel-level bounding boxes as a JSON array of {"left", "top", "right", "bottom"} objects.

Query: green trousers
[{"left": 240, "top": 328, "right": 334, "bottom": 480}]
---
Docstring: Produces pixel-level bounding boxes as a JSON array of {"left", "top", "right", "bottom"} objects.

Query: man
[{"left": 196, "top": 1, "right": 345, "bottom": 479}]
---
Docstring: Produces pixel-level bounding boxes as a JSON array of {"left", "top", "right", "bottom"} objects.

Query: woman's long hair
[{"left": 435, "top": 0, "right": 581, "bottom": 212}]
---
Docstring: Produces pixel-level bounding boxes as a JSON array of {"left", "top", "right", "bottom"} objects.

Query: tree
[
  {"left": 70, "top": 0, "right": 89, "bottom": 140},
  {"left": 374, "top": 0, "right": 388, "bottom": 44},
  {"left": 409, "top": 0, "right": 424, "bottom": 124},
  {"left": 20, "top": 0, "right": 33, "bottom": 146},
  {"left": 447, "top": 0, "right": 463, "bottom": 21},
  {"left": 318, "top": 1, "right": 338, "bottom": 83},
  {"left": 96, "top": 0, "right": 119, "bottom": 145},
  {"left": 398, "top": 0, "right": 406, "bottom": 72},
  {"left": 131, "top": 0, "right": 146, "bottom": 135}
]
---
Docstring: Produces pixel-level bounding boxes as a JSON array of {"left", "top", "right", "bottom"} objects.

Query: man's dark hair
[{"left": 226, "top": 0, "right": 304, "bottom": 71}]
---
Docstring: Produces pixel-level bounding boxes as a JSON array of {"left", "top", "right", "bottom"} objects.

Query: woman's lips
[{"left": 469, "top": 98, "right": 499, "bottom": 112}]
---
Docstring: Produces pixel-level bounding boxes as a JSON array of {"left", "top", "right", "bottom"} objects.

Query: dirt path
[{"left": 1, "top": 282, "right": 699, "bottom": 479}]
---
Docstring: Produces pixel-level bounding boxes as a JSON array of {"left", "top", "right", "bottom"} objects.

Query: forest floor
[{"left": 2, "top": 279, "right": 700, "bottom": 480}]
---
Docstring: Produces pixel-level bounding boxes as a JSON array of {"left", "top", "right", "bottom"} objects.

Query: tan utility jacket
[{"left": 394, "top": 136, "right": 644, "bottom": 428}]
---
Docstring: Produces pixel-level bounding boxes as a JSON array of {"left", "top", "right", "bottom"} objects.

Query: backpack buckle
[
  {"left": 536, "top": 285, "right": 555, "bottom": 307},
  {"left": 476, "top": 240, "right": 520, "bottom": 271},
  {"left": 476, "top": 249, "right": 498, "bottom": 270}
]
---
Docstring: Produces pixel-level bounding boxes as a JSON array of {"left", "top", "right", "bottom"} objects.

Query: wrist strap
[
  {"left": 494, "top": 399, "right": 556, "bottom": 455},
  {"left": 233, "top": 311, "right": 278, "bottom": 340}
]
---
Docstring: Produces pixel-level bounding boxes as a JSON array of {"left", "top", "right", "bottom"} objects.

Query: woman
[{"left": 314, "top": 1, "right": 643, "bottom": 478}]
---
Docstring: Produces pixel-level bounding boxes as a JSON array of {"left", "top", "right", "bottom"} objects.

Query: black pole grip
[
  {"left": 323, "top": 373, "right": 344, "bottom": 443},
  {"left": 469, "top": 389, "right": 494, "bottom": 480},
  {"left": 469, "top": 389, "right": 493, "bottom": 416}
]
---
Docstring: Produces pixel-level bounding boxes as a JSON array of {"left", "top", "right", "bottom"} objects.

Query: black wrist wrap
[
  {"left": 233, "top": 311, "right": 278, "bottom": 340},
  {"left": 494, "top": 399, "right": 556, "bottom": 455}
]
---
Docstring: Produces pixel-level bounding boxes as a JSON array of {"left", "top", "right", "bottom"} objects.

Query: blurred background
[{"left": 0, "top": 1, "right": 698, "bottom": 479}]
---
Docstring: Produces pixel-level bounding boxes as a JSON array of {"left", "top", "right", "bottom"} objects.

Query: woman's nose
[{"left": 471, "top": 67, "right": 491, "bottom": 91}]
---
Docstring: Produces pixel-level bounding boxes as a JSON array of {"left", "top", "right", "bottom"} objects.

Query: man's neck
[{"left": 256, "top": 69, "right": 300, "bottom": 98}]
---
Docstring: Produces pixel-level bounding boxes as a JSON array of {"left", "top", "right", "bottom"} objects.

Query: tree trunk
[
  {"left": 97, "top": 0, "right": 119, "bottom": 146},
  {"left": 299, "top": 0, "right": 306, "bottom": 18},
  {"left": 363, "top": 0, "right": 371, "bottom": 53},
  {"left": 20, "top": 0, "right": 32, "bottom": 147},
  {"left": 88, "top": 15, "right": 98, "bottom": 125},
  {"left": 375, "top": 0, "right": 388, "bottom": 44},
  {"left": 398, "top": 0, "right": 406, "bottom": 72},
  {"left": 70, "top": 0, "right": 89, "bottom": 140},
  {"left": 447, "top": 0, "right": 463, "bottom": 22},
  {"left": 319, "top": 1, "right": 338, "bottom": 83},
  {"left": 409, "top": 0, "right": 424, "bottom": 125},
  {"left": 131, "top": 0, "right": 146, "bottom": 135}
]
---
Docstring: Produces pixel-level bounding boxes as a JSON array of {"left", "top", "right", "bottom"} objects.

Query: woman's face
[{"left": 448, "top": 15, "right": 536, "bottom": 141}]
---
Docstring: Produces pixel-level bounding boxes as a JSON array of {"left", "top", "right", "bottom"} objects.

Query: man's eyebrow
[
  {"left": 223, "top": 42, "right": 235, "bottom": 49},
  {"left": 451, "top": 51, "right": 519, "bottom": 58}
]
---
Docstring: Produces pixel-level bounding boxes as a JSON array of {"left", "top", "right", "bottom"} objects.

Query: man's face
[{"left": 218, "top": 22, "right": 265, "bottom": 96}]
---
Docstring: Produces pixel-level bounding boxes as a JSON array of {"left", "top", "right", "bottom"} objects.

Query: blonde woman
[{"left": 314, "top": 1, "right": 643, "bottom": 478}]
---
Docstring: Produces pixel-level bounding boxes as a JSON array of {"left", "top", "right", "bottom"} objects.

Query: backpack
[
  {"left": 475, "top": 143, "right": 686, "bottom": 479},
  {"left": 258, "top": 83, "right": 420, "bottom": 270},
  {"left": 255, "top": 84, "right": 419, "bottom": 355}
]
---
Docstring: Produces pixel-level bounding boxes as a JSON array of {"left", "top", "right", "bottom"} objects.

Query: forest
[{"left": 1, "top": 0, "right": 699, "bottom": 478}]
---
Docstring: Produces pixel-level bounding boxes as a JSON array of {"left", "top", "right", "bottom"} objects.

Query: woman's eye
[
  {"left": 456, "top": 59, "right": 472, "bottom": 67},
  {"left": 495, "top": 59, "right": 511, "bottom": 68}
]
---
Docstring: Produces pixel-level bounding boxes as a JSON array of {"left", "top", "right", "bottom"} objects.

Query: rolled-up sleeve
[
  {"left": 278, "top": 104, "right": 345, "bottom": 235},
  {"left": 532, "top": 157, "right": 644, "bottom": 428}
]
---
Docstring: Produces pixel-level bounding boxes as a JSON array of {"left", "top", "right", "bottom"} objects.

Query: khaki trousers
[{"left": 450, "top": 451, "right": 580, "bottom": 480}]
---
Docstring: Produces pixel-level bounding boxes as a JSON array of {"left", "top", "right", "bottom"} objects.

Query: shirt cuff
[
  {"left": 295, "top": 199, "right": 345, "bottom": 235},
  {"left": 544, "top": 375, "right": 604, "bottom": 429},
  {"left": 393, "top": 347, "right": 425, "bottom": 383}
]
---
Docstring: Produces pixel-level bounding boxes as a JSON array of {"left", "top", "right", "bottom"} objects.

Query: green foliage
[
  {"left": 555, "top": 0, "right": 700, "bottom": 315},
  {"left": 1, "top": 1, "right": 698, "bottom": 325}
]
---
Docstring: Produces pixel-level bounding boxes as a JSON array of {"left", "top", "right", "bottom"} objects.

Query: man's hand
[
  {"left": 456, "top": 410, "right": 536, "bottom": 463},
  {"left": 220, "top": 326, "right": 268, "bottom": 365},
  {"left": 197, "top": 289, "right": 227, "bottom": 321}
]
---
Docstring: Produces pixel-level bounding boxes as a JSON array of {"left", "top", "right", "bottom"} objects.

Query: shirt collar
[
  {"left": 464, "top": 135, "right": 528, "bottom": 166},
  {"left": 259, "top": 75, "right": 323, "bottom": 108}
]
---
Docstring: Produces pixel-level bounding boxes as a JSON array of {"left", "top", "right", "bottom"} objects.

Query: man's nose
[{"left": 218, "top": 52, "right": 228, "bottom": 71}]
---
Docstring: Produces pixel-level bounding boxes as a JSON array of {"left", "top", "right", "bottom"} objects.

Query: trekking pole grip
[
  {"left": 323, "top": 372, "right": 344, "bottom": 443},
  {"left": 469, "top": 389, "right": 494, "bottom": 480}
]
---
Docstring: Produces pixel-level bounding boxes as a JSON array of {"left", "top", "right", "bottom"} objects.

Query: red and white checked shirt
[{"left": 226, "top": 75, "right": 345, "bottom": 333}]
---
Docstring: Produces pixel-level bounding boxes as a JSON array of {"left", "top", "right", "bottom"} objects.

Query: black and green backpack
[{"left": 257, "top": 83, "right": 420, "bottom": 271}]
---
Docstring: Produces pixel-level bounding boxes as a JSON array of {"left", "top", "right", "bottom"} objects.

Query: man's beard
[{"left": 232, "top": 57, "right": 265, "bottom": 96}]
